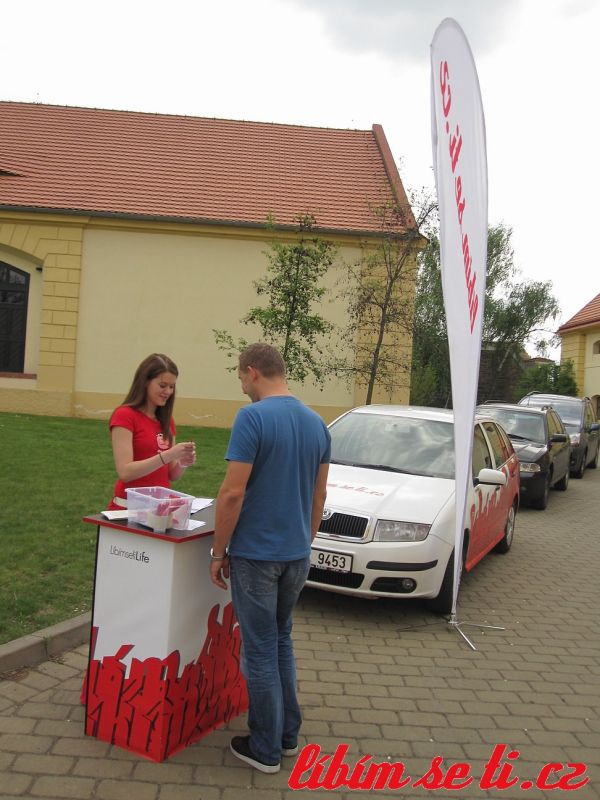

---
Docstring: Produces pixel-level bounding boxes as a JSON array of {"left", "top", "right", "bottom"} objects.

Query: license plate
[{"left": 310, "top": 548, "right": 353, "bottom": 573}]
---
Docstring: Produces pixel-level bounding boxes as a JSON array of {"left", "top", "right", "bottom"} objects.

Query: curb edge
[{"left": 0, "top": 612, "right": 91, "bottom": 674}]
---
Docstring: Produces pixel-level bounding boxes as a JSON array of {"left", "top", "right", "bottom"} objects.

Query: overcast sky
[{"left": 3, "top": 0, "right": 598, "bottom": 354}]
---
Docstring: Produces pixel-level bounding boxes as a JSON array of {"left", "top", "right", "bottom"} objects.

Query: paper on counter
[
  {"left": 185, "top": 519, "right": 206, "bottom": 531},
  {"left": 191, "top": 497, "right": 214, "bottom": 512},
  {"left": 101, "top": 509, "right": 129, "bottom": 520}
]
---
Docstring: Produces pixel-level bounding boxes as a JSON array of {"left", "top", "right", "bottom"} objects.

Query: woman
[{"left": 108, "top": 353, "right": 196, "bottom": 509}]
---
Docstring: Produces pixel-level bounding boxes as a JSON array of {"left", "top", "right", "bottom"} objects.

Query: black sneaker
[
  {"left": 282, "top": 743, "right": 299, "bottom": 757},
  {"left": 230, "top": 736, "right": 281, "bottom": 774}
]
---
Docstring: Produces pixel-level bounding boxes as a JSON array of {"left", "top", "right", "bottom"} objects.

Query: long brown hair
[{"left": 122, "top": 353, "right": 179, "bottom": 443}]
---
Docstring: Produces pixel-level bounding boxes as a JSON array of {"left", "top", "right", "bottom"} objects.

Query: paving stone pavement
[{"left": 1, "top": 468, "right": 599, "bottom": 799}]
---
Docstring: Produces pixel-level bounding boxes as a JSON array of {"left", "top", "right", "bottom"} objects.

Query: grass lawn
[{"left": 0, "top": 412, "right": 230, "bottom": 645}]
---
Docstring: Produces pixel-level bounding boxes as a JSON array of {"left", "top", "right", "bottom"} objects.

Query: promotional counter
[{"left": 82, "top": 503, "right": 247, "bottom": 762}]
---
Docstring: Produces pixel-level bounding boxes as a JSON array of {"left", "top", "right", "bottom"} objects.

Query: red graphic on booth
[{"left": 83, "top": 602, "right": 247, "bottom": 761}]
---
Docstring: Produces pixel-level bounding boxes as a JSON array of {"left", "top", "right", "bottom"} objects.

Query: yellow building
[
  {"left": 558, "top": 293, "right": 600, "bottom": 415},
  {"left": 0, "top": 102, "right": 420, "bottom": 427}
]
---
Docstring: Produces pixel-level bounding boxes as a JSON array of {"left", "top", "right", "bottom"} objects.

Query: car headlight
[
  {"left": 569, "top": 433, "right": 580, "bottom": 446},
  {"left": 374, "top": 520, "right": 431, "bottom": 542},
  {"left": 519, "top": 462, "right": 541, "bottom": 473}
]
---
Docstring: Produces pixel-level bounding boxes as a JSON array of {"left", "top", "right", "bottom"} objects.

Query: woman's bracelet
[{"left": 158, "top": 451, "right": 166, "bottom": 465}]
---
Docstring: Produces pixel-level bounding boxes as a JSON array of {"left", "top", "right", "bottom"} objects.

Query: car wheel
[
  {"left": 425, "top": 552, "right": 455, "bottom": 615},
  {"left": 555, "top": 467, "right": 569, "bottom": 491},
  {"left": 572, "top": 452, "right": 586, "bottom": 479},
  {"left": 494, "top": 502, "right": 516, "bottom": 553},
  {"left": 589, "top": 447, "right": 599, "bottom": 470},
  {"left": 426, "top": 538, "right": 468, "bottom": 616},
  {"left": 531, "top": 473, "right": 550, "bottom": 510}
]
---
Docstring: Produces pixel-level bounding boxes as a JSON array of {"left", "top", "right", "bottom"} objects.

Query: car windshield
[
  {"left": 329, "top": 412, "right": 455, "bottom": 479},
  {"left": 524, "top": 398, "right": 582, "bottom": 427},
  {"left": 481, "top": 408, "right": 545, "bottom": 443}
]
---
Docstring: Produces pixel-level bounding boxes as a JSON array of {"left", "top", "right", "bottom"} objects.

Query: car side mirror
[
  {"left": 590, "top": 423, "right": 600, "bottom": 432},
  {"left": 475, "top": 467, "right": 507, "bottom": 486},
  {"left": 550, "top": 433, "right": 568, "bottom": 443}
]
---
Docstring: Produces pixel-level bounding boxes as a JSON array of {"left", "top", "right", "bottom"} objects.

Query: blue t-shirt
[{"left": 226, "top": 396, "right": 331, "bottom": 561}]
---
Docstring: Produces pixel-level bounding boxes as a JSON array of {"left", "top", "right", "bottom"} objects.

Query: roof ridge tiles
[{"left": 0, "top": 100, "right": 372, "bottom": 135}]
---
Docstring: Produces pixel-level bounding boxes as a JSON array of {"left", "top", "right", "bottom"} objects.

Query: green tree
[
  {"left": 410, "top": 205, "right": 450, "bottom": 406},
  {"left": 517, "top": 359, "right": 579, "bottom": 398},
  {"left": 214, "top": 214, "right": 337, "bottom": 384},
  {"left": 332, "top": 198, "right": 433, "bottom": 405},
  {"left": 410, "top": 362, "right": 439, "bottom": 406},
  {"left": 411, "top": 222, "right": 561, "bottom": 406}
]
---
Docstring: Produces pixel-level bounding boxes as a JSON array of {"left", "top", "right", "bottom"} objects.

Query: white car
[{"left": 307, "top": 406, "right": 520, "bottom": 614}]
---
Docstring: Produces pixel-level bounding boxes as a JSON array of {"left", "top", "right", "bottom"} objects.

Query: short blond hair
[{"left": 239, "top": 343, "right": 286, "bottom": 378}]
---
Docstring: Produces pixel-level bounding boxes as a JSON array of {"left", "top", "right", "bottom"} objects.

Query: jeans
[{"left": 229, "top": 555, "right": 310, "bottom": 765}]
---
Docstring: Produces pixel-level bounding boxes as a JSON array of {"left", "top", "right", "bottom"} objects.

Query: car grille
[
  {"left": 308, "top": 567, "right": 364, "bottom": 589},
  {"left": 319, "top": 512, "right": 369, "bottom": 539}
]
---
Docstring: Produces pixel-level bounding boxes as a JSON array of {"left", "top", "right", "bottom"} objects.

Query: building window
[
  {"left": 0, "top": 261, "right": 30, "bottom": 372},
  {"left": 593, "top": 340, "right": 600, "bottom": 355}
]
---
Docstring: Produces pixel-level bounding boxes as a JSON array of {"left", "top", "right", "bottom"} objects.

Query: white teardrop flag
[{"left": 430, "top": 18, "right": 488, "bottom": 615}]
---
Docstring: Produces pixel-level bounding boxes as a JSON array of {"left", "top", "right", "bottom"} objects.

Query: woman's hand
[
  {"left": 166, "top": 441, "right": 196, "bottom": 480},
  {"left": 168, "top": 441, "right": 196, "bottom": 467}
]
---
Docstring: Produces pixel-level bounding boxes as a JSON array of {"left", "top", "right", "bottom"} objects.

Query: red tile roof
[
  {"left": 557, "top": 293, "right": 600, "bottom": 333},
  {"left": 0, "top": 102, "right": 414, "bottom": 234}
]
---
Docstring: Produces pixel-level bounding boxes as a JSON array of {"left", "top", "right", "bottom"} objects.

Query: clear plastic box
[{"left": 126, "top": 486, "right": 194, "bottom": 533}]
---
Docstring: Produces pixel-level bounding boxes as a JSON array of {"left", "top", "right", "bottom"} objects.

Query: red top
[{"left": 109, "top": 406, "right": 176, "bottom": 508}]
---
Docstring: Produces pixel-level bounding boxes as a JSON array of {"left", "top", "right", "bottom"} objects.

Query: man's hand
[
  {"left": 210, "top": 460, "right": 251, "bottom": 590},
  {"left": 209, "top": 556, "right": 230, "bottom": 590},
  {"left": 310, "top": 462, "right": 330, "bottom": 540}
]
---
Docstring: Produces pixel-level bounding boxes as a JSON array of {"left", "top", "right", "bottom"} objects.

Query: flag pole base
[{"left": 447, "top": 613, "right": 505, "bottom": 651}]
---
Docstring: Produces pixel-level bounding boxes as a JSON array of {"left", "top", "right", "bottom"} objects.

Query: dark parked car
[
  {"left": 477, "top": 403, "right": 570, "bottom": 509},
  {"left": 518, "top": 393, "right": 600, "bottom": 478}
]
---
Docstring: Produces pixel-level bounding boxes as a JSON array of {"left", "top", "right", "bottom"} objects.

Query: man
[{"left": 209, "top": 342, "right": 330, "bottom": 774}]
